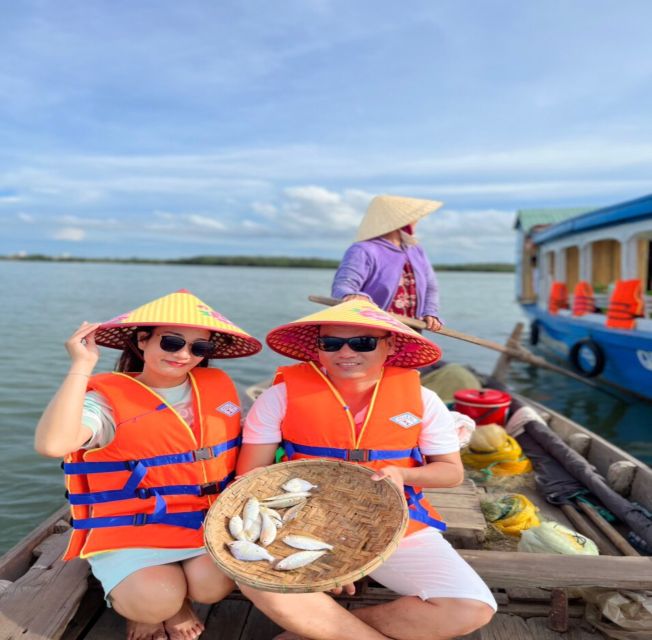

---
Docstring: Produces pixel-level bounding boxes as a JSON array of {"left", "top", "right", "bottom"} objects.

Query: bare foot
[
  {"left": 163, "top": 600, "right": 204, "bottom": 640},
  {"left": 126, "top": 619, "right": 168, "bottom": 640},
  {"left": 273, "top": 632, "right": 308, "bottom": 640}
]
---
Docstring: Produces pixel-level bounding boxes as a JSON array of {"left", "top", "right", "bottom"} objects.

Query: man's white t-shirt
[{"left": 244, "top": 382, "right": 460, "bottom": 455}]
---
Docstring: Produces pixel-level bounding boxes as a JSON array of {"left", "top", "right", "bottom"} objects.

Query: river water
[{"left": 1, "top": 261, "right": 650, "bottom": 553}]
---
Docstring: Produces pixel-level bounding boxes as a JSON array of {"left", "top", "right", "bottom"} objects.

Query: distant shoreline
[{"left": 0, "top": 254, "right": 515, "bottom": 272}]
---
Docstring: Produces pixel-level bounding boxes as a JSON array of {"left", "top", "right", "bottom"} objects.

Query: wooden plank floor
[
  {"left": 80, "top": 602, "right": 605, "bottom": 640},
  {"left": 423, "top": 479, "right": 487, "bottom": 548}
]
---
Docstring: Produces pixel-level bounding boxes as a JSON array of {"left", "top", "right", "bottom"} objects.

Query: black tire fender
[
  {"left": 529, "top": 320, "right": 540, "bottom": 346},
  {"left": 569, "top": 339, "right": 605, "bottom": 378}
]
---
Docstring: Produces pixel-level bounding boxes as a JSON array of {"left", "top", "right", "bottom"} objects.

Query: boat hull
[{"left": 522, "top": 303, "right": 652, "bottom": 400}]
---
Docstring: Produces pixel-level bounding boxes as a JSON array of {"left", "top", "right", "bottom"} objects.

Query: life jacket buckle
[
  {"left": 133, "top": 513, "right": 148, "bottom": 526},
  {"left": 199, "top": 482, "right": 219, "bottom": 496},
  {"left": 193, "top": 447, "right": 213, "bottom": 461},
  {"left": 347, "top": 449, "right": 369, "bottom": 462}
]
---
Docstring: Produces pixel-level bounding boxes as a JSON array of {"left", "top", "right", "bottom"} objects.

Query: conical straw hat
[
  {"left": 266, "top": 300, "right": 441, "bottom": 368},
  {"left": 94, "top": 289, "right": 262, "bottom": 359},
  {"left": 356, "top": 194, "right": 443, "bottom": 242}
]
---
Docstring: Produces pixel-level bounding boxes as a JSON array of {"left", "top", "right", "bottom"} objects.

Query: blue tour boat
[{"left": 514, "top": 194, "right": 652, "bottom": 400}]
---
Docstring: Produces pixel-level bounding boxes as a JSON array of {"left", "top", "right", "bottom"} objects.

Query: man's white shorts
[{"left": 369, "top": 528, "right": 497, "bottom": 610}]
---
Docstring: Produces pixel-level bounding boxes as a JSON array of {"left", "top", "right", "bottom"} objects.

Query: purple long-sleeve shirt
[{"left": 331, "top": 238, "right": 442, "bottom": 319}]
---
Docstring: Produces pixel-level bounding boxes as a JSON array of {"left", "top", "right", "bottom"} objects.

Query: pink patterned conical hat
[
  {"left": 266, "top": 300, "right": 441, "bottom": 368},
  {"left": 94, "top": 289, "right": 262, "bottom": 359}
]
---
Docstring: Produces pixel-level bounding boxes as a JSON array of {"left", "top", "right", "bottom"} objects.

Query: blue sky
[{"left": 1, "top": 1, "right": 652, "bottom": 262}]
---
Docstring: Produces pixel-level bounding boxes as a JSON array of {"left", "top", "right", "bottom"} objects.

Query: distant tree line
[{"left": 0, "top": 254, "right": 515, "bottom": 272}]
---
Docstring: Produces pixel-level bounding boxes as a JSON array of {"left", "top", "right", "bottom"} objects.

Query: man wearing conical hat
[
  {"left": 237, "top": 300, "right": 496, "bottom": 640},
  {"left": 332, "top": 194, "right": 444, "bottom": 332},
  {"left": 35, "top": 290, "right": 261, "bottom": 640}
]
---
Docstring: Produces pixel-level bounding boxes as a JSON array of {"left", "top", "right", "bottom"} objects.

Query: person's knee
[
  {"left": 112, "top": 586, "right": 185, "bottom": 623},
  {"left": 463, "top": 601, "right": 495, "bottom": 632},
  {"left": 423, "top": 598, "right": 494, "bottom": 637},
  {"left": 110, "top": 566, "right": 188, "bottom": 623},
  {"left": 187, "top": 572, "right": 234, "bottom": 603},
  {"left": 183, "top": 555, "right": 235, "bottom": 604}
]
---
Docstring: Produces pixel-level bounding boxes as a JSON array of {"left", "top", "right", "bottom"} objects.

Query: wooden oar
[{"left": 307, "top": 295, "right": 614, "bottom": 392}]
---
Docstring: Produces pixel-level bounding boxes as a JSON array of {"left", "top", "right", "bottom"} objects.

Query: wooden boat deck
[
  {"left": 6, "top": 480, "right": 648, "bottom": 640},
  {"left": 77, "top": 595, "right": 607, "bottom": 640}
]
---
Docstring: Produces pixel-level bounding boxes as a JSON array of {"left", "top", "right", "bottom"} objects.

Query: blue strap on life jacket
[
  {"left": 68, "top": 470, "right": 236, "bottom": 505},
  {"left": 70, "top": 494, "right": 206, "bottom": 531},
  {"left": 404, "top": 485, "right": 447, "bottom": 532},
  {"left": 282, "top": 440, "right": 423, "bottom": 464},
  {"left": 63, "top": 436, "right": 242, "bottom": 475}
]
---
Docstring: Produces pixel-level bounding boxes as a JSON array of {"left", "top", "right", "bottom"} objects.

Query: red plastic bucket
[{"left": 453, "top": 388, "right": 512, "bottom": 426}]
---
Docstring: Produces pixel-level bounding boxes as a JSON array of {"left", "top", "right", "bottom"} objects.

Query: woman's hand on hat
[
  {"left": 342, "top": 294, "right": 371, "bottom": 302},
  {"left": 371, "top": 465, "right": 405, "bottom": 493},
  {"left": 65, "top": 322, "right": 101, "bottom": 369},
  {"left": 423, "top": 316, "right": 442, "bottom": 332}
]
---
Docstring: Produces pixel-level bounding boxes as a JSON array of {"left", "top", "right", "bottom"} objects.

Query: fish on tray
[
  {"left": 282, "top": 534, "right": 333, "bottom": 551},
  {"left": 274, "top": 550, "right": 328, "bottom": 571},
  {"left": 227, "top": 540, "right": 276, "bottom": 563},
  {"left": 281, "top": 477, "right": 318, "bottom": 493}
]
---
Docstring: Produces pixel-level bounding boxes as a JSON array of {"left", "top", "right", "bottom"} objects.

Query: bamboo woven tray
[{"left": 204, "top": 459, "right": 408, "bottom": 592}]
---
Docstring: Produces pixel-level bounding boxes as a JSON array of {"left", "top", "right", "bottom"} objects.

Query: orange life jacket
[
  {"left": 606, "top": 279, "right": 645, "bottom": 329},
  {"left": 548, "top": 281, "right": 569, "bottom": 314},
  {"left": 277, "top": 362, "right": 446, "bottom": 536},
  {"left": 63, "top": 368, "right": 241, "bottom": 559},
  {"left": 572, "top": 281, "right": 596, "bottom": 316}
]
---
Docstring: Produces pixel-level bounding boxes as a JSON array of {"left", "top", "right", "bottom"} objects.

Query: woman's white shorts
[{"left": 369, "top": 528, "right": 497, "bottom": 610}]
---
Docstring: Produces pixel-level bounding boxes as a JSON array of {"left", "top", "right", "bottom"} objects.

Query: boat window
[
  {"left": 565, "top": 246, "right": 579, "bottom": 291},
  {"left": 591, "top": 239, "right": 621, "bottom": 292}
]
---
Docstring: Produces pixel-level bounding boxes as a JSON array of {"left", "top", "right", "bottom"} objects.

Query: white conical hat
[{"left": 356, "top": 194, "right": 443, "bottom": 242}]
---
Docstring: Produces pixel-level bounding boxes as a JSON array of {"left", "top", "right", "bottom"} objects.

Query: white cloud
[
  {"left": 17, "top": 212, "right": 34, "bottom": 223},
  {"left": 57, "top": 214, "right": 120, "bottom": 227},
  {"left": 187, "top": 214, "right": 226, "bottom": 231},
  {"left": 53, "top": 227, "right": 86, "bottom": 241}
]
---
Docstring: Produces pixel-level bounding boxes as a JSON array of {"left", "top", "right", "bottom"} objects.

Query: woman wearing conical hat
[
  {"left": 332, "top": 194, "right": 444, "bottom": 331},
  {"left": 237, "top": 300, "right": 496, "bottom": 640},
  {"left": 35, "top": 290, "right": 261, "bottom": 640}
]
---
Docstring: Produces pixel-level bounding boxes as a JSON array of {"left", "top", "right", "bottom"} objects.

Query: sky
[{"left": 1, "top": 1, "right": 652, "bottom": 263}]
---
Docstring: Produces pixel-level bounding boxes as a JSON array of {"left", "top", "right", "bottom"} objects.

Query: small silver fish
[
  {"left": 242, "top": 497, "right": 260, "bottom": 530},
  {"left": 227, "top": 540, "right": 275, "bottom": 562},
  {"left": 260, "top": 505, "right": 283, "bottom": 522},
  {"left": 281, "top": 478, "right": 318, "bottom": 493},
  {"left": 274, "top": 550, "right": 327, "bottom": 570},
  {"left": 282, "top": 499, "right": 307, "bottom": 523},
  {"left": 261, "top": 492, "right": 311, "bottom": 508},
  {"left": 259, "top": 511, "right": 277, "bottom": 547},
  {"left": 282, "top": 534, "right": 333, "bottom": 551},
  {"left": 228, "top": 515, "right": 246, "bottom": 541},
  {"left": 244, "top": 513, "right": 262, "bottom": 543}
]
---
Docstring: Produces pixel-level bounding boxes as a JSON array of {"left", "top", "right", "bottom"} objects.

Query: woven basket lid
[
  {"left": 266, "top": 299, "right": 441, "bottom": 368},
  {"left": 204, "top": 460, "right": 408, "bottom": 593},
  {"left": 93, "top": 289, "right": 262, "bottom": 359},
  {"left": 356, "top": 194, "right": 443, "bottom": 242}
]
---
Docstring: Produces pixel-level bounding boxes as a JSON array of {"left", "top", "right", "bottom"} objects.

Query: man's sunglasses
[
  {"left": 159, "top": 335, "right": 214, "bottom": 358},
  {"left": 316, "top": 335, "right": 389, "bottom": 353}
]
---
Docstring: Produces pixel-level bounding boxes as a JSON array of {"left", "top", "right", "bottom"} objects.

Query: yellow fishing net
[
  {"left": 481, "top": 493, "right": 540, "bottom": 536},
  {"left": 462, "top": 435, "right": 533, "bottom": 476}
]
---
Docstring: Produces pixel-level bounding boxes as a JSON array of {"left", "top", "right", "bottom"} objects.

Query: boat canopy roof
[
  {"left": 532, "top": 193, "right": 652, "bottom": 245},
  {"left": 513, "top": 207, "right": 594, "bottom": 233}
]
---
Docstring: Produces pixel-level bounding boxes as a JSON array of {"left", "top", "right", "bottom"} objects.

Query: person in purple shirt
[{"left": 332, "top": 194, "right": 444, "bottom": 331}]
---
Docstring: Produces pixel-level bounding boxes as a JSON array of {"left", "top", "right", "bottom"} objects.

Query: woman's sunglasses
[
  {"left": 159, "top": 335, "right": 214, "bottom": 358},
  {"left": 316, "top": 335, "right": 389, "bottom": 353}
]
